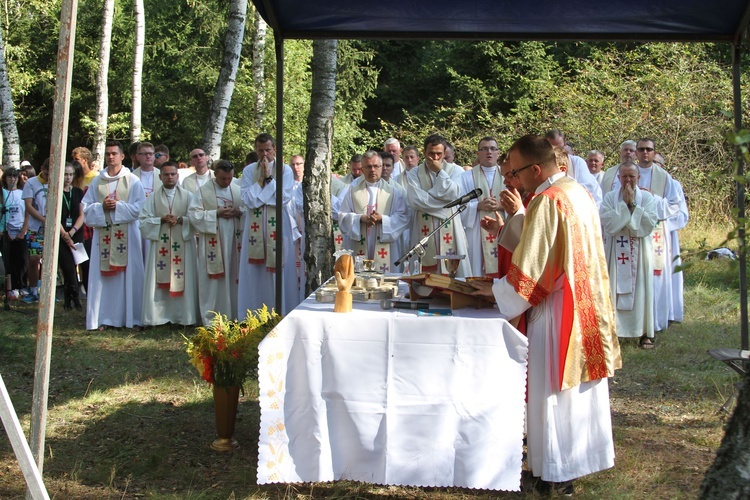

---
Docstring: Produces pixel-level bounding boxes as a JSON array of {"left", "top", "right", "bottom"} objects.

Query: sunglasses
[{"left": 637, "top": 147, "right": 654, "bottom": 152}]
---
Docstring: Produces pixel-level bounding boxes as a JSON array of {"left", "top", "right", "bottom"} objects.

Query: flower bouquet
[
  {"left": 185, "top": 305, "right": 282, "bottom": 391},
  {"left": 185, "top": 306, "right": 281, "bottom": 451}
]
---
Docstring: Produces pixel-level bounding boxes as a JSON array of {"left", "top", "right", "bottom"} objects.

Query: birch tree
[
  {"left": 303, "top": 39, "right": 337, "bottom": 293},
  {"left": 0, "top": 23, "right": 19, "bottom": 169},
  {"left": 202, "top": 0, "right": 247, "bottom": 160},
  {"left": 130, "top": 0, "right": 144, "bottom": 143},
  {"left": 94, "top": 0, "right": 115, "bottom": 161},
  {"left": 251, "top": 7, "right": 266, "bottom": 130}
]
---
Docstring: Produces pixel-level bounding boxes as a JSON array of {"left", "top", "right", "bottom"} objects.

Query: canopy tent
[{"left": 250, "top": 0, "right": 750, "bottom": 351}]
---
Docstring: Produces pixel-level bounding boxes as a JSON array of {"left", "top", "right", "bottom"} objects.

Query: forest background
[{"left": 4, "top": 0, "right": 744, "bottom": 223}]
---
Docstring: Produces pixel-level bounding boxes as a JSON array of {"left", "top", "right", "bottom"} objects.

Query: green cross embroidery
[
  {"left": 269, "top": 217, "right": 276, "bottom": 227},
  {"left": 253, "top": 209, "right": 262, "bottom": 217},
  {"left": 422, "top": 213, "right": 430, "bottom": 220},
  {"left": 160, "top": 233, "right": 169, "bottom": 243},
  {"left": 172, "top": 242, "right": 181, "bottom": 252},
  {"left": 235, "top": 229, "right": 242, "bottom": 238},
  {"left": 444, "top": 220, "right": 451, "bottom": 228}
]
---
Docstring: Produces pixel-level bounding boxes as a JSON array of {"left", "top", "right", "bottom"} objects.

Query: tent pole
[
  {"left": 733, "top": 42, "right": 748, "bottom": 351},
  {"left": 274, "top": 33, "right": 284, "bottom": 313}
]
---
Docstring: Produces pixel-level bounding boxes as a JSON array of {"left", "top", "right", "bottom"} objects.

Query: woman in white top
[{"left": 1, "top": 167, "right": 28, "bottom": 292}]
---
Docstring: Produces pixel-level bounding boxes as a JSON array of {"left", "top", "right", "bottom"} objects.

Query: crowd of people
[{"left": 0, "top": 129, "right": 688, "bottom": 492}]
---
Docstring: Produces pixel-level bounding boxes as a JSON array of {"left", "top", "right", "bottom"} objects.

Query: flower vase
[{"left": 211, "top": 385, "right": 240, "bottom": 451}]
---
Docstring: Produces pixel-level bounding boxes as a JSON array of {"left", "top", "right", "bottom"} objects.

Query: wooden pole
[
  {"left": 27, "top": 0, "right": 78, "bottom": 481},
  {"left": 274, "top": 33, "right": 284, "bottom": 313},
  {"left": 732, "top": 43, "right": 748, "bottom": 351}
]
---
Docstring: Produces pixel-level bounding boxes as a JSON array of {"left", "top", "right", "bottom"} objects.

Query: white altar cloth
[{"left": 257, "top": 294, "right": 528, "bottom": 491}]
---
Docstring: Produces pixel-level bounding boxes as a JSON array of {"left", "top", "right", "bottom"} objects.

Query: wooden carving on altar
[
  {"left": 333, "top": 254, "right": 355, "bottom": 312},
  {"left": 400, "top": 273, "right": 495, "bottom": 310}
]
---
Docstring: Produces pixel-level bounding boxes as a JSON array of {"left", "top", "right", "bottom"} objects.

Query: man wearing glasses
[
  {"left": 459, "top": 136, "right": 504, "bottom": 277},
  {"left": 471, "top": 134, "right": 620, "bottom": 495},
  {"left": 182, "top": 148, "right": 214, "bottom": 194},
  {"left": 544, "top": 129, "right": 602, "bottom": 207}
]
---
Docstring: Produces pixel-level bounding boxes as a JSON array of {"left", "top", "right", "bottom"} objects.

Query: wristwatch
[{"left": 264, "top": 175, "right": 274, "bottom": 184}]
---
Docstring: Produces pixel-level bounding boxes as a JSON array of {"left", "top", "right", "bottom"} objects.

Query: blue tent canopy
[{"left": 253, "top": 0, "right": 750, "bottom": 42}]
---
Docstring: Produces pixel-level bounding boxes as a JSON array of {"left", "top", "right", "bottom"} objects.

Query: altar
[{"left": 257, "top": 287, "right": 528, "bottom": 491}]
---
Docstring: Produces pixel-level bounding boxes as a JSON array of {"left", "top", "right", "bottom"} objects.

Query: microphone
[
  {"left": 443, "top": 188, "right": 482, "bottom": 209},
  {"left": 380, "top": 299, "right": 430, "bottom": 310}
]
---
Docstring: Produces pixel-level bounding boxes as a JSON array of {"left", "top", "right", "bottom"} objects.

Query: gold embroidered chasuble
[
  {"left": 153, "top": 186, "right": 189, "bottom": 296},
  {"left": 507, "top": 176, "right": 621, "bottom": 390}
]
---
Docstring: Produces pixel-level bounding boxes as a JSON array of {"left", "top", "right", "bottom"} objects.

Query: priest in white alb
[
  {"left": 239, "top": 133, "right": 298, "bottom": 316},
  {"left": 459, "top": 137, "right": 505, "bottom": 277},
  {"left": 188, "top": 160, "right": 244, "bottom": 325},
  {"left": 600, "top": 162, "right": 659, "bottom": 348},
  {"left": 405, "top": 134, "right": 471, "bottom": 277},
  {"left": 139, "top": 162, "right": 199, "bottom": 326},
  {"left": 338, "top": 151, "right": 410, "bottom": 273},
  {"left": 83, "top": 140, "right": 146, "bottom": 331}
]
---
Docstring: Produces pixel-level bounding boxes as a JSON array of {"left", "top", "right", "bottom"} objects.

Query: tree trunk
[
  {"left": 251, "top": 8, "right": 266, "bottom": 130},
  {"left": 303, "top": 39, "right": 337, "bottom": 294},
  {"left": 202, "top": 0, "right": 248, "bottom": 160},
  {"left": 0, "top": 22, "right": 19, "bottom": 169},
  {"left": 130, "top": 0, "right": 144, "bottom": 143},
  {"left": 700, "top": 368, "right": 750, "bottom": 498},
  {"left": 94, "top": 0, "right": 115, "bottom": 162}
]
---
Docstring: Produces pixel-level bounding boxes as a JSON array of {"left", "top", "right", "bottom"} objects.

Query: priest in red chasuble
[{"left": 471, "top": 134, "right": 621, "bottom": 492}]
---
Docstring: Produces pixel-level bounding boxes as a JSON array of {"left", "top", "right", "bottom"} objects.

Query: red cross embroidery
[
  {"left": 251, "top": 222, "right": 259, "bottom": 232},
  {"left": 114, "top": 230, "right": 124, "bottom": 239},
  {"left": 443, "top": 233, "right": 453, "bottom": 244},
  {"left": 208, "top": 237, "right": 217, "bottom": 247},
  {"left": 270, "top": 231, "right": 277, "bottom": 241},
  {"left": 103, "top": 235, "right": 111, "bottom": 244},
  {"left": 159, "top": 247, "right": 168, "bottom": 256},
  {"left": 421, "top": 225, "right": 430, "bottom": 235},
  {"left": 653, "top": 232, "right": 661, "bottom": 243},
  {"left": 377, "top": 248, "right": 388, "bottom": 258},
  {"left": 617, "top": 253, "right": 629, "bottom": 264},
  {"left": 335, "top": 234, "right": 343, "bottom": 244},
  {"left": 485, "top": 233, "right": 496, "bottom": 243},
  {"left": 172, "top": 255, "right": 182, "bottom": 265}
]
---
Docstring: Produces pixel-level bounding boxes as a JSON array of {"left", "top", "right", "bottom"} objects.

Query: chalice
[{"left": 435, "top": 254, "right": 465, "bottom": 279}]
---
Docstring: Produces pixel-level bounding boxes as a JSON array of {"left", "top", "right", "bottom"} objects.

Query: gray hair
[
  {"left": 620, "top": 140, "right": 637, "bottom": 151},
  {"left": 587, "top": 149, "right": 605, "bottom": 160},
  {"left": 384, "top": 137, "right": 401, "bottom": 148}
]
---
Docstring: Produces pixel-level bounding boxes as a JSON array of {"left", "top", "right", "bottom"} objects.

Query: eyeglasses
[
  {"left": 191, "top": 152, "right": 206, "bottom": 159},
  {"left": 510, "top": 163, "right": 536, "bottom": 178},
  {"left": 478, "top": 147, "right": 500, "bottom": 153},
  {"left": 154, "top": 153, "right": 164, "bottom": 159},
  {"left": 636, "top": 147, "right": 654, "bottom": 152}
]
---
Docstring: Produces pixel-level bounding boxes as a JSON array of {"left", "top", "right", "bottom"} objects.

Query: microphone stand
[{"left": 395, "top": 204, "right": 467, "bottom": 272}]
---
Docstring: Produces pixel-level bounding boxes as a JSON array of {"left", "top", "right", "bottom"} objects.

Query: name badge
[{"left": 65, "top": 217, "right": 73, "bottom": 228}]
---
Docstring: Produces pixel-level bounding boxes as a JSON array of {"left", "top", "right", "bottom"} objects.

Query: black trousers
[
  {"left": 2, "top": 231, "right": 28, "bottom": 290},
  {"left": 58, "top": 236, "right": 81, "bottom": 304}
]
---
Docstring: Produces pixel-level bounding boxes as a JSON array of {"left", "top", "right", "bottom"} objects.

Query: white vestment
[
  {"left": 83, "top": 169, "right": 146, "bottom": 330},
  {"left": 458, "top": 165, "right": 505, "bottom": 277},
  {"left": 238, "top": 161, "right": 299, "bottom": 316},
  {"left": 338, "top": 178, "right": 410, "bottom": 272},
  {"left": 405, "top": 162, "right": 472, "bottom": 277},
  {"left": 604, "top": 164, "right": 685, "bottom": 331},
  {"left": 188, "top": 180, "right": 244, "bottom": 325},
  {"left": 668, "top": 180, "right": 689, "bottom": 322},
  {"left": 139, "top": 185, "right": 199, "bottom": 326},
  {"left": 600, "top": 187, "right": 658, "bottom": 338},
  {"left": 292, "top": 180, "right": 306, "bottom": 303},
  {"left": 567, "top": 154, "right": 603, "bottom": 208},
  {"left": 133, "top": 167, "right": 162, "bottom": 261}
]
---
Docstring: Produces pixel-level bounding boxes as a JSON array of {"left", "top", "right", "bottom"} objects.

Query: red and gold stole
[
  {"left": 153, "top": 186, "right": 189, "bottom": 296},
  {"left": 507, "top": 177, "right": 621, "bottom": 390},
  {"left": 199, "top": 181, "right": 242, "bottom": 279},
  {"left": 413, "top": 163, "right": 459, "bottom": 272},
  {"left": 97, "top": 176, "right": 131, "bottom": 276},
  {"left": 472, "top": 166, "right": 504, "bottom": 277},
  {"left": 350, "top": 179, "right": 394, "bottom": 272}
]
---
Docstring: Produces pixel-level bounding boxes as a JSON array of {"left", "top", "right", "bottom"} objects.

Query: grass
[{"left": 0, "top": 219, "right": 744, "bottom": 498}]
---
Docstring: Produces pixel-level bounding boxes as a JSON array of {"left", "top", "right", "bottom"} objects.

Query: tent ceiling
[{"left": 254, "top": 0, "right": 750, "bottom": 43}]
